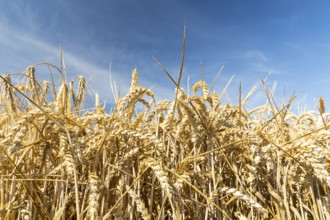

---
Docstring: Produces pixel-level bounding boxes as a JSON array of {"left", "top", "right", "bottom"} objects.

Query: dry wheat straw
[
  {"left": 126, "top": 186, "right": 151, "bottom": 220},
  {"left": 1, "top": 61, "right": 330, "bottom": 219}
]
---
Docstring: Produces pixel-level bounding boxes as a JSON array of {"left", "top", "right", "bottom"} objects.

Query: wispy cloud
[
  {"left": 225, "top": 50, "right": 269, "bottom": 62},
  {"left": 246, "top": 62, "right": 275, "bottom": 75},
  {"left": 239, "top": 50, "right": 269, "bottom": 62},
  {"left": 315, "top": 43, "right": 330, "bottom": 48},
  {"left": 284, "top": 42, "right": 310, "bottom": 55},
  {"left": 267, "top": 13, "right": 304, "bottom": 27},
  {"left": 315, "top": 77, "right": 330, "bottom": 85},
  {"left": 0, "top": 17, "right": 178, "bottom": 107}
]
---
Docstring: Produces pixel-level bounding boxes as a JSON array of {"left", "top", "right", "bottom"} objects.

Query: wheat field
[{"left": 0, "top": 62, "right": 330, "bottom": 220}]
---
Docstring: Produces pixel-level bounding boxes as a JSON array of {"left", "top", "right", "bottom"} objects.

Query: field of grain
[{"left": 1, "top": 62, "right": 330, "bottom": 219}]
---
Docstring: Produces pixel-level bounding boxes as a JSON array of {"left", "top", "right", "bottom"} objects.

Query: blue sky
[{"left": 1, "top": 0, "right": 330, "bottom": 111}]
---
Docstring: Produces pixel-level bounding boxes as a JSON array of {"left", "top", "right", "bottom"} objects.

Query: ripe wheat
[{"left": 0, "top": 64, "right": 330, "bottom": 219}]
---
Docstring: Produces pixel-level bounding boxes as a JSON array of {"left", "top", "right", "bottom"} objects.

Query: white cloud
[
  {"left": 0, "top": 17, "right": 180, "bottom": 109},
  {"left": 219, "top": 50, "right": 269, "bottom": 63},
  {"left": 284, "top": 42, "right": 310, "bottom": 55},
  {"left": 240, "top": 50, "right": 269, "bottom": 62}
]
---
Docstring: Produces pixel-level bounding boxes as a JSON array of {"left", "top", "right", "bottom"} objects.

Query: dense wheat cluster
[{"left": 1, "top": 63, "right": 330, "bottom": 220}]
